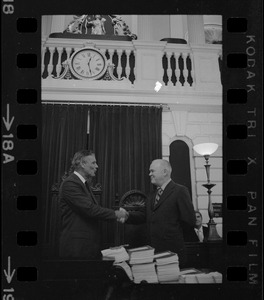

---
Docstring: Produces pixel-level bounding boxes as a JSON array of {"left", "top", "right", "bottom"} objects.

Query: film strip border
[
  {"left": 2, "top": 10, "right": 263, "bottom": 300},
  {"left": 224, "top": 15, "right": 262, "bottom": 295},
  {"left": 2, "top": 13, "right": 41, "bottom": 299}
]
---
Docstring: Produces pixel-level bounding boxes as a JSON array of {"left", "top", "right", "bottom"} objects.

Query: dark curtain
[
  {"left": 42, "top": 104, "right": 89, "bottom": 257},
  {"left": 89, "top": 105, "right": 162, "bottom": 246}
]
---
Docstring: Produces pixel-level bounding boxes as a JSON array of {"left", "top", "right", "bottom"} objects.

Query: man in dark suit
[
  {"left": 122, "top": 159, "right": 196, "bottom": 267},
  {"left": 59, "top": 149, "right": 128, "bottom": 259},
  {"left": 183, "top": 210, "right": 209, "bottom": 242}
]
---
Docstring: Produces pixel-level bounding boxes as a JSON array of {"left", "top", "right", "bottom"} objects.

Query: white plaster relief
[{"left": 171, "top": 110, "right": 188, "bottom": 137}]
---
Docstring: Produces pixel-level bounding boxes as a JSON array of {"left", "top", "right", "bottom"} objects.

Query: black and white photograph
[
  {"left": 41, "top": 14, "right": 223, "bottom": 299},
  {"left": 1, "top": 2, "right": 262, "bottom": 300}
]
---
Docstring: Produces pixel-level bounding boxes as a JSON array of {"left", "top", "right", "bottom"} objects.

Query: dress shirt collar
[
  {"left": 160, "top": 178, "right": 171, "bottom": 191},
  {"left": 194, "top": 227, "right": 204, "bottom": 241},
  {"left": 74, "top": 171, "right": 86, "bottom": 184},
  {"left": 194, "top": 227, "right": 203, "bottom": 234}
]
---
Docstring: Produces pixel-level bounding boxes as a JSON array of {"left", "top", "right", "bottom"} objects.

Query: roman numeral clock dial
[{"left": 69, "top": 47, "right": 107, "bottom": 80}]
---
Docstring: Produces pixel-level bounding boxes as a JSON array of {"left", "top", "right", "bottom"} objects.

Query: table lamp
[{"left": 193, "top": 143, "right": 222, "bottom": 241}]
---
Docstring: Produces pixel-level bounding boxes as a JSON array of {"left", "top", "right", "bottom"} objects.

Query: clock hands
[
  {"left": 71, "top": 49, "right": 105, "bottom": 79},
  {"left": 87, "top": 57, "right": 92, "bottom": 75}
]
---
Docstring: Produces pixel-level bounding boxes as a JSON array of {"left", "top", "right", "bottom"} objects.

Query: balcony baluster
[
  {"left": 166, "top": 51, "right": 173, "bottom": 87},
  {"left": 182, "top": 52, "right": 189, "bottom": 87},
  {"left": 116, "top": 49, "right": 123, "bottom": 79},
  {"left": 41, "top": 38, "right": 222, "bottom": 92},
  {"left": 56, "top": 47, "right": 63, "bottom": 77},
  {"left": 125, "top": 49, "right": 131, "bottom": 81},
  {"left": 47, "top": 47, "right": 55, "bottom": 78},
  {"left": 174, "top": 52, "right": 181, "bottom": 87}
]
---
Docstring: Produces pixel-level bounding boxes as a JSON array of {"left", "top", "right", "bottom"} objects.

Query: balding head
[{"left": 149, "top": 159, "right": 172, "bottom": 187}]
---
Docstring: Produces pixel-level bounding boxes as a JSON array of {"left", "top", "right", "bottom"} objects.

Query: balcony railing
[{"left": 42, "top": 37, "right": 222, "bottom": 92}]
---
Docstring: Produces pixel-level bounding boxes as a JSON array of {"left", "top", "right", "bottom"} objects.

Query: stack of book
[
  {"left": 178, "top": 268, "right": 202, "bottom": 284},
  {"left": 127, "top": 245, "right": 155, "bottom": 265},
  {"left": 178, "top": 269, "right": 222, "bottom": 284},
  {"left": 196, "top": 272, "right": 222, "bottom": 283},
  {"left": 127, "top": 246, "right": 158, "bottom": 283},
  {"left": 101, "top": 246, "right": 129, "bottom": 263},
  {"left": 114, "top": 261, "right": 133, "bottom": 281},
  {"left": 154, "top": 251, "right": 180, "bottom": 283},
  {"left": 131, "top": 262, "right": 158, "bottom": 283}
]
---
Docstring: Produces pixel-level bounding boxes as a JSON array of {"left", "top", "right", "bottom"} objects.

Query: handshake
[{"left": 115, "top": 207, "right": 129, "bottom": 223}]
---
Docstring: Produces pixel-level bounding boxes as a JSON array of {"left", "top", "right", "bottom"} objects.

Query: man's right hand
[{"left": 115, "top": 208, "right": 129, "bottom": 223}]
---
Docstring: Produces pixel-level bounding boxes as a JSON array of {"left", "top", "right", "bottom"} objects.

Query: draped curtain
[
  {"left": 42, "top": 103, "right": 162, "bottom": 255},
  {"left": 42, "top": 104, "right": 89, "bottom": 256},
  {"left": 89, "top": 105, "right": 162, "bottom": 246}
]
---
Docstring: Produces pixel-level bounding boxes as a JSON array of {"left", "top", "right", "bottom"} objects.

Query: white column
[
  {"left": 170, "top": 15, "right": 185, "bottom": 39},
  {"left": 42, "top": 15, "right": 52, "bottom": 38},
  {"left": 187, "top": 15, "right": 205, "bottom": 44},
  {"left": 51, "top": 15, "right": 66, "bottom": 34},
  {"left": 138, "top": 15, "right": 153, "bottom": 40},
  {"left": 131, "top": 15, "right": 138, "bottom": 37}
]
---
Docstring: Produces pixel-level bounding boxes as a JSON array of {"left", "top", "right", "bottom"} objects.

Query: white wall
[{"left": 162, "top": 110, "right": 223, "bottom": 236}]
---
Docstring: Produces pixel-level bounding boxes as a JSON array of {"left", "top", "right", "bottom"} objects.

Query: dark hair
[
  {"left": 195, "top": 210, "right": 202, "bottom": 218},
  {"left": 71, "top": 150, "right": 95, "bottom": 171}
]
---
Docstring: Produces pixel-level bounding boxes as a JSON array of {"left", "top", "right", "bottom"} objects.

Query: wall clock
[{"left": 69, "top": 47, "right": 108, "bottom": 80}]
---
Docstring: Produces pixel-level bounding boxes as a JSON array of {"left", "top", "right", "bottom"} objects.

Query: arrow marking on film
[
  {"left": 2, "top": 104, "right": 15, "bottom": 131},
  {"left": 3, "top": 256, "right": 16, "bottom": 284}
]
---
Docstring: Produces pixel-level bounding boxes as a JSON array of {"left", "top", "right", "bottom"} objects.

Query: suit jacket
[
  {"left": 183, "top": 225, "right": 209, "bottom": 242},
  {"left": 127, "top": 181, "right": 196, "bottom": 262},
  {"left": 59, "top": 173, "right": 116, "bottom": 259}
]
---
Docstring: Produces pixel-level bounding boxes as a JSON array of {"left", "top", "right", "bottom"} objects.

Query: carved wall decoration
[
  {"left": 204, "top": 24, "right": 222, "bottom": 44},
  {"left": 52, "top": 46, "right": 127, "bottom": 81},
  {"left": 58, "top": 15, "right": 137, "bottom": 40}
]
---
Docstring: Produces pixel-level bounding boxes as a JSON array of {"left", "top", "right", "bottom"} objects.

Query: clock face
[{"left": 69, "top": 48, "right": 107, "bottom": 80}]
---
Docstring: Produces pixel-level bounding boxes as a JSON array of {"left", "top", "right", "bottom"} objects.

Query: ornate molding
[
  {"left": 52, "top": 45, "right": 126, "bottom": 82},
  {"left": 171, "top": 111, "right": 188, "bottom": 137},
  {"left": 61, "top": 15, "right": 137, "bottom": 40},
  {"left": 119, "top": 189, "right": 147, "bottom": 208},
  {"left": 204, "top": 25, "right": 222, "bottom": 44}
]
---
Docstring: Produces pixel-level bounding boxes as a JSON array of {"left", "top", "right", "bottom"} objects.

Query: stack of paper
[
  {"left": 154, "top": 251, "right": 179, "bottom": 265},
  {"left": 101, "top": 246, "right": 129, "bottom": 263},
  {"left": 178, "top": 268, "right": 204, "bottom": 284},
  {"left": 179, "top": 270, "right": 223, "bottom": 284},
  {"left": 114, "top": 261, "right": 133, "bottom": 281},
  {"left": 127, "top": 246, "right": 157, "bottom": 283},
  {"left": 154, "top": 252, "right": 180, "bottom": 283},
  {"left": 131, "top": 262, "right": 158, "bottom": 283},
  {"left": 179, "top": 274, "right": 199, "bottom": 284},
  {"left": 127, "top": 245, "right": 155, "bottom": 265},
  {"left": 210, "top": 272, "right": 222, "bottom": 283}
]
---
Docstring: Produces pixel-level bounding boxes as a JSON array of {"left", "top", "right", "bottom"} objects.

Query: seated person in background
[{"left": 183, "top": 210, "right": 209, "bottom": 242}]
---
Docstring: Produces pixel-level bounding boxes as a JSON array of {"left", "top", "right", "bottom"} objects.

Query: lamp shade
[{"left": 193, "top": 143, "right": 218, "bottom": 156}]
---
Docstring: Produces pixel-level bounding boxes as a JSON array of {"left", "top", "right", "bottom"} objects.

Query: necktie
[
  {"left": 154, "top": 187, "right": 163, "bottom": 206},
  {"left": 197, "top": 229, "right": 203, "bottom": 242},
  {"left": 85, "top": 181, "right": 97, "bottom": 203},
  {"left": 85, "top": 181, "right": 91, "bottom": 192}
]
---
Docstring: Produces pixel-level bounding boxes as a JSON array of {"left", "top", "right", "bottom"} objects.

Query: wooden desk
[
  {"left": 39, "top": 257, "right": 224, "bottom": 300},
  {"left": 41, "top": 259, "right": 113, "bottom": 280},
  {"left": 185, "top": 241, "right": 223, "bottom": 272},
  {"left": 40, "top": 259, "right": 116, "bottom": 300}
]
